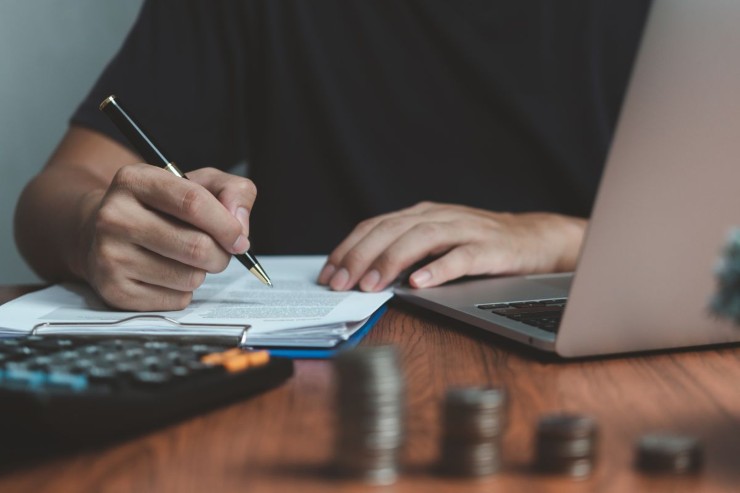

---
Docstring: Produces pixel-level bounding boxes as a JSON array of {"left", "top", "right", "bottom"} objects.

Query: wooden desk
[{"left": 0, "top": 285, "right": 738, "bottom": 492}]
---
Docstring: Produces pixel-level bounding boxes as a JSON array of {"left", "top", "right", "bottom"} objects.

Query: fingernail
[
  {"left": 232, "top": 234, "right": 250, "bottom": 254},
  {"left": 359, "top": 269, "right": 381, "bottom": 292},
  {"left": 329, "top": 268, "right": 350, "bottom": 291},
  {"left": 236, "top": 207, "right": 249, "bottom": 235},
  {"left": 410, "top": 269, "right": 432, "bottom": 288},
  {"left": 318, "top": 263, "right": 336, "bottom": 284}
]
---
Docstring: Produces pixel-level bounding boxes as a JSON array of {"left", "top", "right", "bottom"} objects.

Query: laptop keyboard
[{"left": 476, "top": 298, "right": 567, "bottom": 333}]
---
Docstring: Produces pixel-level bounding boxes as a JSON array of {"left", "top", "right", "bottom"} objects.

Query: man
[{"left": 14, "top": 1, "right": 650, "bottom": 311}]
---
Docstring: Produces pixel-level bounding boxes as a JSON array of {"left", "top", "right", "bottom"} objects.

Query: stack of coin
[
  {"left": 333, "top": 346, "right": 405, "bottom": 485},
  {"left": 534, "top": 413, "right": 598, "bottom": 478},
  {"left": 439, "top": 387, "right": 507, "bottom": 477},
  {"left": 636, "top": 433, "right": 703, "bottom": 474}
]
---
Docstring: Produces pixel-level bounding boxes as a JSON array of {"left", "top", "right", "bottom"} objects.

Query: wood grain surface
[{"left": 0, "top": 286, "right": 738, "bottom": 492}]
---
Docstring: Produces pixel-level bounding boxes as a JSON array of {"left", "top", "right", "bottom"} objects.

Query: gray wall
[{"left": 0, "top": 0, "right": 143, "bottom": 283}]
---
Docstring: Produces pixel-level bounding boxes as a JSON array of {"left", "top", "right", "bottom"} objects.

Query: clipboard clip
[{"left": 31, "top": 314, "right": 250, "bottom": 346}]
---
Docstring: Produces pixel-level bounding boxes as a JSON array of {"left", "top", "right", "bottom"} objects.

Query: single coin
[{"left": 636, "top": 433, "right": 703, "bottom": 473}]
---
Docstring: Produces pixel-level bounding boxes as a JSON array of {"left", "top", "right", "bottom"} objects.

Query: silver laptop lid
[{"left": 556, "top": 0, "right": 740, "bottom": 356}]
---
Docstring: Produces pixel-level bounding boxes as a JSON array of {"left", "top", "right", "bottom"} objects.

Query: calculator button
[
  {"left": 114, "top": 361, "right": 140, "bottom": 376},
  {"left": 81, "top": 345, "right": 103, "bottom": 355},
  {"left": 44, "top": 363, "right": 80, "bottom": 375},
  {"left": 0, "top": 339, "right": 22, "bottom": 350},
  {"left": 98, "top": 352, "right": 123, "bottom": 364},
  {"left": 47, "top": 372, "right": 88, "bottom": 392},
  {"left": 131, "top": 371, "right": 171, "bottom": 387},
  {"left": 87, "top": 366, "right": 118, "bottom": 384},
  {"left": 221, "top": 351, "right": 270, "bottom": 373},
  {"left": 98, "top": 340, "right": 139, "bottom": 351},
  {"left": 170, "top": 366, "right": 191, "bottom": 379},
  {"left": 165, "top": 351, "right": 189, "bottom": 365},
  {"left": 4, "top": 361, "right": 32, "bottom": 372},
  {"left": 201, "top": 348, "right": 243, "bottom": 365},
  {"left": 7, "top": 346, "right": 39, "bottom": 359},
  {"left": 190, "top": 344, "right": 229, "bottom": 356},
  {"left": 25, "top": 355, "right": 54, "bottom": 370},
  {"left": 124, "top": 347, "right": 146, "bottom": 358},
  {"left": 72, "top": 359, "right": 97, "bottom": 372},
  {"left": 56, "top": 350, "right": 83, "bottom": 361},
  {"left": 144, "top": 341, "right": 176, "bottom": 352},
  {"left": 5, "top": 368, "right": 47, "bottom": 389},
  {"left": 141, "top": 357, "right": 170, "bottom": 373}
]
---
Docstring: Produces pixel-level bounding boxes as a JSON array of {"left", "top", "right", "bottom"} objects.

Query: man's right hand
[
  {"left": 80, "top": 164, "right": 256, "bottom": 311},
  {"left": 15, "top": 126, "right": 256, "bottom": 311}
]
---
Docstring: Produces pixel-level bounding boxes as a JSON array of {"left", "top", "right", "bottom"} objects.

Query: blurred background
[{"left": 0, "top": 0, "right": 143, "bottom": 283}]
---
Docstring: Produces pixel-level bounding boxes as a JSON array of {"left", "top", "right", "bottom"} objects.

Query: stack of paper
[{"left": 0, "top": 256, "right": 393, "bottom": 349}]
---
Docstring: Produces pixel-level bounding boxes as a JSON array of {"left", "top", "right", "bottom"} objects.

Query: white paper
[{"left": 0, "top": 256, "right": 392, "bottom": 346}]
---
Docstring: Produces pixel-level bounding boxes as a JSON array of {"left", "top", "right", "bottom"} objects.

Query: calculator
[{"left": 0, "top": 335, "right": 293, "bottom": 455}]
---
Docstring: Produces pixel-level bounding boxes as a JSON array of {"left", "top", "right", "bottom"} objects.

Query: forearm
[
  {"left": 14, "top": 126, "right": 139, "bottom": 283},
  {"left": 544, "top": 213, "right": 588, "bottom": 272},
  {"left": 14, "top": 165, "right": 105, "bottom": 282}
]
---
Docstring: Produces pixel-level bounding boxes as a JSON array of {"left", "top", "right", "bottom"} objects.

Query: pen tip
[{"left": 247, "top": 262, "right": 272, "bottom": 287}]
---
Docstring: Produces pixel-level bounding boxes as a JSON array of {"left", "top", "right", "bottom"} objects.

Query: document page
[{"left": 0, "top": 257, "right": 392, "bottom": 342}]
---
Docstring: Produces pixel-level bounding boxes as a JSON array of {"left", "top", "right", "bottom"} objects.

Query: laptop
[{"left": 394, "top": 0, "right": 740, "bottom": 357}]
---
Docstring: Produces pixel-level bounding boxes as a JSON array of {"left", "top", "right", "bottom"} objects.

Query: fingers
[
  {"left": 187, "top": 167, "right": 257, "bottom": 238},
  {"left": 409, "top": 245, "right": 485, "bottom": 288},
  {"left": 84, "top": 164, "right": 257, "bottom": 310},
  {"left": 87, "top": 240, "right": 207, "bottom": 311},
  {"left": 98, "top": 278, "right": 195, "bottom": 312},
  {"left": 354, "top": 221, "right": 462, "bottom": 291},
  {"left": 322, "top": 202, "right": 436, "bottom": 273},
  {"left": 113, "top": 164, "right": 251, "bottom": 255},
  {"left": 129, "top": 248, "right": 209, "bottom": 292},
  {"left": 322, "top": 213, "right": 477, "bottom": 292},
  {"left": 318, "top": 202, "right": 440, "bottom": 288},
  {"left": 323, "top": 216, "right": 422, "bottom": 291},
  {"left": 95, "top": 180, "right": 231, "bottom": 273}
]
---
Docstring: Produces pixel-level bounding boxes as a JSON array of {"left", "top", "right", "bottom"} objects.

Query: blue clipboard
[{"left": 264, "top": 304, "right": 388, "bottom": 359}]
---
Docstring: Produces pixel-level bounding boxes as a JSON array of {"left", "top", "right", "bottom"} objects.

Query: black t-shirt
[{"left": 72, "top": 0, "right": 650, "bottom": 254}]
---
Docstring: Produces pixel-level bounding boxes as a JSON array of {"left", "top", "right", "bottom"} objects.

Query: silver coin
[{"left": 636, "top": 433, "right": 703, "bottom": 473}]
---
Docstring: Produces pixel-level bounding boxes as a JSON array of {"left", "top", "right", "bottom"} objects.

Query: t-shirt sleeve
[{"left": 70, "top": 0, "right": 247, "bottom": 172}]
